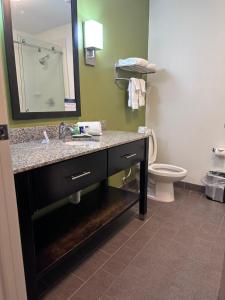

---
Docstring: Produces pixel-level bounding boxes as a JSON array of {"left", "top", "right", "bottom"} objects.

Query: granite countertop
[{"left": 11, "top": 130, "right": 150, "bottom": 174}]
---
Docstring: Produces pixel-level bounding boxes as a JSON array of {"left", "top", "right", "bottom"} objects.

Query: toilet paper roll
[{"left": 213, "top": 148, "right": 225, "bottom": 158}]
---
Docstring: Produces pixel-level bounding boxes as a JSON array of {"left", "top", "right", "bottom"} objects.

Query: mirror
[{"left": 3, "top": 0, "right": 80, "bottom": 119}]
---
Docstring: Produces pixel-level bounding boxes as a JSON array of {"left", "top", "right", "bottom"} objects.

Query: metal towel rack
[
  {"left": 114, "top": 63, "right": 156, "bottom": 82},
  {"left": 115, "top": 77, "right": 130, "bottom": 81}
]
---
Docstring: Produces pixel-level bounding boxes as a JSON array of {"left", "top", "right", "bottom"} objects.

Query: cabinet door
[
  {"left": 108, "top": 140, "right": 145, "bottom": 176},
  {"left": 31, "top": 150, "right": 107, "bottom": 210}
]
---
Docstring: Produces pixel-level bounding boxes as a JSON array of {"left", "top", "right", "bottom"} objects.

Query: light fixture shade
[{"left": 84, "top": 20, "right": 103, "bottom": 50}]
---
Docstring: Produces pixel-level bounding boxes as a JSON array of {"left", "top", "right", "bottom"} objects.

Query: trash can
[{"left": 202, "top": 171, "right": 225, "bottom": 203}]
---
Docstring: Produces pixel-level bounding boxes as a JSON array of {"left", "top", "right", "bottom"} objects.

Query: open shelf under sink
[{"left": 33, "top": 186, "right": 139, "bottom": 278}]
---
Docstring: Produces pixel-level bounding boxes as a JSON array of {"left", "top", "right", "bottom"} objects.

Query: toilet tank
[{"left": 149, "top": 129, "right": 157, "bottom": 164}]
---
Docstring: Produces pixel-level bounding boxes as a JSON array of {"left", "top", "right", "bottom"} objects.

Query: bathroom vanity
[{"left": 11, "top": 130, "right": 149, "bottom": 299}]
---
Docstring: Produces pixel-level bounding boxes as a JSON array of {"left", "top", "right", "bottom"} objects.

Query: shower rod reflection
[{"left": 13, "top": 40, "right": 63, "bottom": 55}]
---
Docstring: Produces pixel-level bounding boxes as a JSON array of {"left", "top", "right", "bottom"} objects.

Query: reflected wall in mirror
[{"left": 3, "top": 0, "right": 80, "bottom": 119}]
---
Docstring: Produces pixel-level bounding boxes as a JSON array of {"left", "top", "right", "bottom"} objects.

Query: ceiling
[{"left": 11, "top": 0, "right": 72, "bottom": 34}]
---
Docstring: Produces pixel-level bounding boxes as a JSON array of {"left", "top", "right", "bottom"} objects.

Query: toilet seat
[{"left": 149, "top": 163, "right": 187, "bottom": 178}]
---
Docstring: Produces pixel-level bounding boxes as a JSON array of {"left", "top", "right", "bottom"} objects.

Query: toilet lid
[{"left": 149, "top": 129, "right": 157, "bottom": 164}]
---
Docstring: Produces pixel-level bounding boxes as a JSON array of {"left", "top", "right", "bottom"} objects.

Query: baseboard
[
  {"left": 174, "top": 181, "right": 205, "bottom": 194},
  {"left": 124, "top": 179, "right": 205, "bottom": 194},
  {"left": 123, "top": 179, "right": 138, "bottom": 191}
]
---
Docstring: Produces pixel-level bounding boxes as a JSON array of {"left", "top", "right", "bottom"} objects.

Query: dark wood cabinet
[
  {"left": 108, "top": 140, "right": 145, "bottom": 176},
  {"left": 14, "top": 138, "right": 149, "bottom": 300},
  {"left": 31, "top": 151, "right": 107, "bottom": 210}
]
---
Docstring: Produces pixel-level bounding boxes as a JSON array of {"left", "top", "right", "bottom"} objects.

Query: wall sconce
[{"left": 84, "top": 20, "right": 103, "bottom": 66}]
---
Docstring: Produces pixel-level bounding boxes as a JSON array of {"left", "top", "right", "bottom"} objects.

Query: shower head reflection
[{"left": 39, "top": 54, "right": 50, "bottom": 66}]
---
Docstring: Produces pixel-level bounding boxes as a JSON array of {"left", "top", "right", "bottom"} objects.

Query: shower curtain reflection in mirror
[{"left": 13, "top": 31, "right": 76, "bottom": 113}]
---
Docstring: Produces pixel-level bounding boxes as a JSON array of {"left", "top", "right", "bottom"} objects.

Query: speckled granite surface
[
  {"left": 9, "top": 125, "right": 59, "bottom": 144},
  {"left": 9, "top": 122, "right": 107, "bottom": 144},
  {"left": 11, "top": 130, "right": 150, "bottom": 174}
]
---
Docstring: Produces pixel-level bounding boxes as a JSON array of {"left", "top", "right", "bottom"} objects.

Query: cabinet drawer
[
  {"left": 108, "top": 140, "right": 145, "bottom": 176},
  {"left": 31, "top": 151, "right": 107, "bottom": 210}
]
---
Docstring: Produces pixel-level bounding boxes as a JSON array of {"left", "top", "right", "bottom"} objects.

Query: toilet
[{"left": 148, "top": 129, "right": 187, "bottom": 202}]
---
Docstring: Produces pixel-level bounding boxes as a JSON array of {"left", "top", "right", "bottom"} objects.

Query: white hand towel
[
  {"left": 139, "top": 79, "right": 146, "bottom": 107},
  {"left": 128, "top": 78, "right": 139, "bottom": 110}
]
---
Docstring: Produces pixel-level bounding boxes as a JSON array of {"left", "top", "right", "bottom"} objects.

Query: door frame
[{"left": 0, "top": 34, "right": 27, "bottom": 300}]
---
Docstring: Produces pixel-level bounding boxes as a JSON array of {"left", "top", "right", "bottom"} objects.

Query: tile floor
[{"left": 41, "top": 188, "right": 225, "bottom": 300}]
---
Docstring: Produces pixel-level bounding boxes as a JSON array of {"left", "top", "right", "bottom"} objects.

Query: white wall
[{"left": 147, "top": 0, "right": 225, "bottom": 185}]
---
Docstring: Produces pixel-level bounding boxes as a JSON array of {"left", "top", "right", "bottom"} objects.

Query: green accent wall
[{"left": 0, "top": 0, "right": 149, "bottom": 186}]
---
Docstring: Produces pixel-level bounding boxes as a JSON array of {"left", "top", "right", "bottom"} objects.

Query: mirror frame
[{"left": 2, "top": 0, "right": 81, "bottom": 120}]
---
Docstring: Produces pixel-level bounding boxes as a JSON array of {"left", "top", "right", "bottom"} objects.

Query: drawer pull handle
[
  {"left": 71, "top": 171, "right": 91, "bottom": 181},
  {"left": 124, "top": 153, "right": 137, "bottom": 159}
]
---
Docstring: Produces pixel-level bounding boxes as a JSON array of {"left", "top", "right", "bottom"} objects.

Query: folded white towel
[
  {"left": 128, "top": 78, "right": 139, "bottom": 110},
  {"left": 139, "top": 79, "right": 146, "bottom": 107},
  {"left": 146, "top": 64, "right": 156, "bottom": 72},
  {"left": 116, "top": 59, "right": 156, "bottom": 74},
  {"left": 117, "top": 58, "right": 149, "bottom": 67}
]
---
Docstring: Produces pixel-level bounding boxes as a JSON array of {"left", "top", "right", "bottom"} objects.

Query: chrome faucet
[{"left": 59, "top": 122, "right": 72, "bottom": 141}]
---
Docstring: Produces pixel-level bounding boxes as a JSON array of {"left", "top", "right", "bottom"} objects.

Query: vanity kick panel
[
  {"left": 108, "top": 140, "right": 145, "bottom": 176},
  {"left": 31, "top": 151, "right": 107, "bottom": 210}
]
